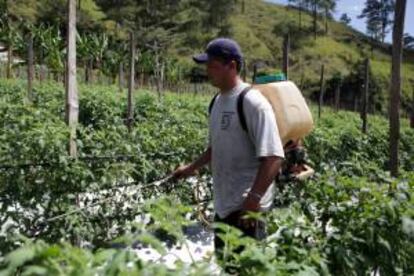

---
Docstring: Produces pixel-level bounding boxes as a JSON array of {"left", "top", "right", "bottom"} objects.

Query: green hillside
[{"left": 187, "top": 0, "right": 414, "bottom": 112}]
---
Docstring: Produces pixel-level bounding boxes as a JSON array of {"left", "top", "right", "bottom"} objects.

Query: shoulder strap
[
  {"left": 208, "top": 93, "right": 219, "bottom": 115},
  {"left": 237, "top": 86, "right": 252, "bottom": 133}
]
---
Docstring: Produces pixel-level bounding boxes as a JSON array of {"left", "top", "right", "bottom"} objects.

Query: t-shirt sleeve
[{"left": 244, "top": 92, "right": 285, "bottom": 159}]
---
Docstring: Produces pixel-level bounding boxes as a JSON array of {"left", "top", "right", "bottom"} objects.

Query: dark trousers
[{"left": 214, "top": 210, "right": 267, "bottom": 263}]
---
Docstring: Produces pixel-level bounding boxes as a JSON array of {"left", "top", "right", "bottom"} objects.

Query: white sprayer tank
[{"left": 253, "top": 81, "right": 314, "bottom": 146}]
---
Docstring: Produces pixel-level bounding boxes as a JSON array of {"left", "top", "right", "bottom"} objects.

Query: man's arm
[
  {"left": 242, "top": 156, "right": 283, "bottom": 211},
  {"left": 172, "top": 147, "right": 211, "bottom": 179}
]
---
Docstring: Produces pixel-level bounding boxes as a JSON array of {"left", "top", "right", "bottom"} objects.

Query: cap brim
[{"left": 193, "top": 53, "right": 209, "bottom": 64}]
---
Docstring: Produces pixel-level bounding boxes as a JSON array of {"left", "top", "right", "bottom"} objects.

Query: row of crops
[{"left": 0, "top": 79, "right": 413, "bottom": 275}]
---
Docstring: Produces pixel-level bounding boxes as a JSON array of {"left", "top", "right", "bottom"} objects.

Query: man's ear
[{"left": 230, "top": 60, "right": 238, "bottom": 71}]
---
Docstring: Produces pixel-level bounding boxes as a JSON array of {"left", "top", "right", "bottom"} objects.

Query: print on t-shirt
[{"left": 221, "top": 111, "right": 235, "bottom": 130}]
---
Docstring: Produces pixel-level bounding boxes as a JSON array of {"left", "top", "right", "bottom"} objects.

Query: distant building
[
  {"left": 0, "top": 42, "right": 23, "bottom": 64},
  {"left": 0, "top": 42, "right": 7, "bottom": 62}
]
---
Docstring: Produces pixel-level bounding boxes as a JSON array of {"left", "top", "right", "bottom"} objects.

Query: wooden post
[
  {"left": 318, "top": 64, "right": 325, "bottom": 119},
  {"left": 85, "top": 58, "right": 93, "bottom": 84},
  {"left": 65, "top": 0, "right": 78, "bottom": 158},
  {"left": 39, "top": 49, "right": 45, "bottom": 82},
  {"left": 140, "top": 71, "right": 144, "bottom": 87},
  {"left": 127, "top": 31, "right": 135, "bottom": 132},
  {"left": 161, "top": 61, "right": 165, "bottom": 93},
  {"left": 27, "top": 33, "right": 34, "bottom": 101},
  {"left": 334, "top": 80, "right": 341, "bottom": 112},
  {"left": 252, "top": 64, "right": 257, "bottom": 84},
  {"left": 84, "top": 62, "right": 88, "bottom": 83},
  {"left": 410, "top": 86, "right": 414, "bottom": 128},
  {"left": 6, "top": 44, "right": 12, "bottom": 79},
  {"left": 389, "top": 0, "right": 407, "bottom": 177},
  {"left": 242, "top": 60, "right": 247, "bottom": 82},
  {"left": 299, "top": 57, "right": 304, "bottom": 90},
  {"left": 119, "top": 62, "right": 124, "bottom": 92},
  {"left": 194, "top": 82, "right": 197, "bottom": 95},
  {"left": 362, "top": 58, "right": 370, "bottom": 134},
  {"left": 17, "top": 66, "right": 22, "bottom": 79},
  {"left": 64, "top": 60, "right": 67, "bottom": 88},
  {"left": 283, "top": 33, "right": 290, "bottom": 80},
  {"left": 154, "top": 41, "right": 162, "bottom": 98}
]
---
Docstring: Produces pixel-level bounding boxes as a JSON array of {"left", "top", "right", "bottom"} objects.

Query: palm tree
[
  {"left": 0, "top": 17, "right": 22, "bottom": 79},
  {"left": 77, "top": 32, "right": 108, "bottom": 84}
]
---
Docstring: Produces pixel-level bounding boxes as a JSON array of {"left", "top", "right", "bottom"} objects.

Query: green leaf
[
  {"left": 378, "top": 236, "right": 392, "bottom": 253},
  {"left": 5, "top": 246, "right": 36, "bottom": 270},
  {"left": 21, "top": 265, "right": 48, "bottom": 276},
  {"left": 136, "top": 233, "right": 166, "bottom": 255}
]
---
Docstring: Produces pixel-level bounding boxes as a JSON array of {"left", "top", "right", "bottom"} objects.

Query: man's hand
[
  {"left": 172, "top": 164, "right": 197, "bottom": 180},
  {"left": 172, "top": 148, "right": 211, "bottom": 180},
  {"left": 239, "top": 195, "right": 261, "bottom": 229},
  {"left": 241, "top": 194, "right": 261, "bottom": 212}
]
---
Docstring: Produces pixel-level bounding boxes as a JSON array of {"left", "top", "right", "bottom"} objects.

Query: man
[{"left": 173, "top": 38, "right": 284, "bottom": 258}]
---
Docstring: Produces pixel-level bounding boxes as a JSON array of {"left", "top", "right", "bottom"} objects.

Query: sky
[{"left": 266, "top": 0, "right": 414, "bottom": 43}]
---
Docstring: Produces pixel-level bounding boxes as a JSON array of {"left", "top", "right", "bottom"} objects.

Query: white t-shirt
[{"left": 209, "top": 80, "right": 285, "bottom": 219}]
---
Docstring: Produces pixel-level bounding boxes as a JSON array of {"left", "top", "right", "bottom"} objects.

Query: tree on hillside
[
  {"left": 321, "top": 0, "right": 336, "bottom": 34},
  {"left": 403, "top": 33, "right": 414, "bottom": 49},
  {"left": 36, "top": 0, "right": 105, "bottom": 33},
  {"left": 359, "top": 0, "right": 394, "bottom": 43},
  {"left": 307, "top": 0, "right": 333, "bottom": 39},
  {"left": 340, "top": 13, "right": 351, "bottom": 25},
  {"left": 389, "top": 0, "right": 406, "bottom": 177},
  {"left": 6, "top": 0, "right": 42, "bottom": 99},
  {"left": 359, "top": 0, "right": 382, "bottom": 41},
  {"left": 205, "top": 0, "right": 235, "bottom": 35},
  {"left": 94, "top": 0, "right": 236, "bottom": 91},
  {"left": 379, "top": 0, "right": 395, "bottom": 43},
  {"left": 288, "top": 0, "right": 306, "bottom": 30},
  {"left": 288, "top": 0, "right": 336, "bottom": 36},
  {"left": 311, "top": 0, "right": 319, "bottom": 39}
]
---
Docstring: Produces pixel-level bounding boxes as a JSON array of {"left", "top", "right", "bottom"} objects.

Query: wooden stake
[
  {"left": 362, "top": 58, "right": 370, "bottom": 134},
  {"left": 411, "top": 85, "right": 414, "bottom": 128},
  {"left": 65, "top": 0, "right": 78, "bottom": 158},
  {"left": 242, "top": 60, "right": 247, "bottom": 82},
  {"left": 6, "top": 43, "right": 12, "bottom": 79},
  {"left": 389, "top": 0, "right": 407, "bottom": 177},
  {"left": 318, "top": 64, "right": 325, "bottom": 119},
  {"left": 283, "top": 33, "right": 290, "bottom": 80},
  {"left": 252, "top": 64, "right": 257, "bottom": 84},
  {"left": 127, "top": 31, "right": 135, "bottom": 132},
  {"left": 334, "top": 80, "right": 341, "bottom": 112},
  {"left": 119, "top": 62, "right": 124, "bottom": 92},
  {"left": 27, "top": 33, "right": 34, "bottom": 101}
]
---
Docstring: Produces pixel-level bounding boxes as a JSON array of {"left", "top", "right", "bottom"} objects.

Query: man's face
[{"left": 206, "top": 58, "right": 236, "bottom": 88}]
